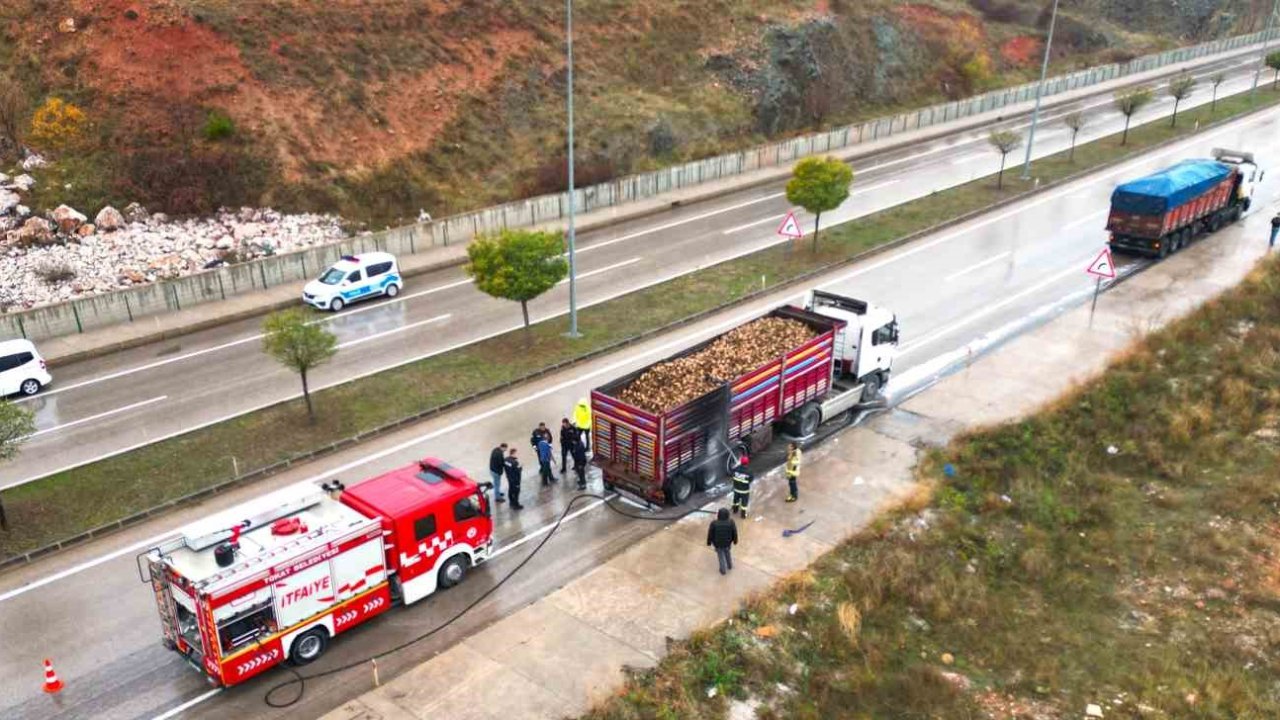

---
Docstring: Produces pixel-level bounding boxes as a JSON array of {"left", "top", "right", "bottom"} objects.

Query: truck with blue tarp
[{"left": 1107, "top": 149, "right": 1262, "bottom": 258}]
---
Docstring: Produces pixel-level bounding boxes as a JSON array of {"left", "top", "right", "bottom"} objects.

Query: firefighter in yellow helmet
[{"left": 572, "top": 398, "right": 592, "bottom": 454}]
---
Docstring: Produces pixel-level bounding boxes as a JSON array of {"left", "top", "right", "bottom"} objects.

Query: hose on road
[{"left": 263, "top": 491, "right": 713, "bottom": 708}]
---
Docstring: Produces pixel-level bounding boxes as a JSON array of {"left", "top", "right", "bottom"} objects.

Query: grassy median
[
  {"left": 2, "top": 88, "right": 1278, "bottom": 560},
  {"left": 578, "top": 256, "right": 1280, "bottom": 720}
]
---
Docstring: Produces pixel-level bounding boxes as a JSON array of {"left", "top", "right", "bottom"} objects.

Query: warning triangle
[
  {"left": 1085, "top": 247, "right": 1116, "bottom": 279},
  {"left": 777, "top": 212, "right": 803, "bottom": 239}
]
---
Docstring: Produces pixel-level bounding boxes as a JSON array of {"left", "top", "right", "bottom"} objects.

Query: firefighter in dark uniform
[{"left": 732, "top": 454, "right": 754, "bottom": 519}]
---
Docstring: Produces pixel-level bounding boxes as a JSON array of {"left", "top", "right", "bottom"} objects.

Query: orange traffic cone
[{"left": 42, "top": 658, "right": 64, "bottom": 694}]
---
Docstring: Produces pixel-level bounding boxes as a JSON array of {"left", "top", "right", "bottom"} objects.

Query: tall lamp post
[
  {"left": 1251, "top": 0, "right": 1280, "bottom": 101},
  {"left": 564, "top": 0, "right": 581, "bottom": 338},
  {"left": 1020, "top": 0, "right": 1060, "bottom": 180}
]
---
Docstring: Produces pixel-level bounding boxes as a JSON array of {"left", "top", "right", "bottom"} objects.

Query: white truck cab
[
  {"left": 1212, "top": 148, "right": 1264, "bottom": 211},
  {"left": 303, "top": 252, "right": 402, "bottom": 312},
  {"left": 805, "top": 290, "right": 898, "bottom": 395}
]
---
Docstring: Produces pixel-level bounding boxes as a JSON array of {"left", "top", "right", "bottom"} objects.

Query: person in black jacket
[
  {"left": 559, "top": 418, "right": 577, "bottom": 478},
  {"left": 570, "top": 437, "right": 589, "bottom": 490},
  {"left": 488, "top": 443, "right": 508, "bottom": 503},
  {"left": 707, "top": 508, "right": 738, "bottom": 575},
  {"left": 504, "top": 448, "right": 525, "bottom": 510}
]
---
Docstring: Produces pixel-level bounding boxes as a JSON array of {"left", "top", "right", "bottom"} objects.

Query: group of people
[
  {"left": 710, "top": 442, "right": 803, "bottom": 575},
  {"left": 487, "top": 401, "right": 593, "bottom": 511}
]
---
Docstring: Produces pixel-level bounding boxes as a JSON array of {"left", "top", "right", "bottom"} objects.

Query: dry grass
[{"left": 579, "top": 255, "right": 1280, "bottom": 718}]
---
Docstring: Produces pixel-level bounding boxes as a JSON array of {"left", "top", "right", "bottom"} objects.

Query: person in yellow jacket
[
  {"left": 572, "top": 398, "right": 592, "bottom": 454},
  {"left": 785, "top": 442, "right": 802, "bottom": 502}
]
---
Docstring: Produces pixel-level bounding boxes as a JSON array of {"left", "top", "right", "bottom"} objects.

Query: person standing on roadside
[
  {"left": 536, "top": 433, "right": 556, "bottom": 486},
  {"left": 504, "top": 448, "right": 525, "bottom": 510},
  {"left": 559, "top": 418, "right": 577, "bottom": 478},
  {"left": 530, "top": 422, "right": 553, "bottom": 452},
  {"left": 488, "top": 442, "right": 508, "bottom": 503},
  {"left": 573, "top": 399, "right": 592, "bottom": 454},
  {"left": 785, "top": 442, "right": 802, "bottom": 503},
  {"left": 707, "top": 508, "right": 738, "bottom": 575},
  {"left": 732, "top": 455, "right": 753, "bottom": 519},
  {"left": 570, "top": 436, "right": 589, "bottom": 490},
  {"left": 1270, "top": 213, "right": 1279, "bottom": 250}
]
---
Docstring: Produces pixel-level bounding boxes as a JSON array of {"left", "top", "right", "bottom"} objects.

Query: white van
[
  {"left": 0, "top": 339, "right": 52, "bottom": 397},
  {"left": 302, "top": 252, "right": 403, "bottom": 312}
]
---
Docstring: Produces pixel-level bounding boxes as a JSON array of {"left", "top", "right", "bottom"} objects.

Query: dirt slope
[{"left": 0, "top": 0, "right": 1270, "bottom": 226}]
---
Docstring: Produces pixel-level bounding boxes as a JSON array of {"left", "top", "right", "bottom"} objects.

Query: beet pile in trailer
[{"left": 617, "top": 317, "right": 817, "bottom": 412}]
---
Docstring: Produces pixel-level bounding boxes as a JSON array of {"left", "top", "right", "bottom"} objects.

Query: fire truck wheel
[
  {"left": 290, "top": 627, "right": 330, "bottom": 665},
  {"left": 438, "top": 555, "right": 469, "bottom": 589}
]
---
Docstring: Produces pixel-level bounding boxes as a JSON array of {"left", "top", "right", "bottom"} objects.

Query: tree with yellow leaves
[{"left": 29, "top": 97, "right": 87, "bottom": 152}]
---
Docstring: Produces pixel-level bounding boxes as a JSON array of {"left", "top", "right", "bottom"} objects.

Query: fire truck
[{"left": 140, "top": 459, "right": 493, "bottom": 686}]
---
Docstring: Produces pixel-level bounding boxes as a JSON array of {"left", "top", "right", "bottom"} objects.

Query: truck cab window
[
  {"left": 872, "top": 323, "right": 895, "bottom": 346},
  {"left": 454, "top": 496, "right": 481, "bottom": 522},
  {"left": 414, "top": 514, "right": 437, "bottom": 541}
]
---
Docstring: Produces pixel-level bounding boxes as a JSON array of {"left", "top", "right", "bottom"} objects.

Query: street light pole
[
  {"left": 1250, "top": 0, "right": 1280, "bottom": 101},
  {"left": 564, "top": 0, "right": 581, "bottom": 338},
  {"left": 1020, "top": 0, "right": 1059, "bottom": 180}
]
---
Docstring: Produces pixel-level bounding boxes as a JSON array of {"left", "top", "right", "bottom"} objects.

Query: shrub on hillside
[
  {"left": 202, "top": 110, "right": 235, "bottom": 141},
  {"left": 29, "top": 97, "right": 87, "bottom": 152},
  {"left": 520, "top": 156, "right": 616, "bottom": 199},
  {"left": 116, "top": 145, "right": 271, "bottom": 216}
]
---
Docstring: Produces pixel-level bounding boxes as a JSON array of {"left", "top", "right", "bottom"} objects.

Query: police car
[{"left": 302, "top": 253, "right": 403, "bottom": 312}]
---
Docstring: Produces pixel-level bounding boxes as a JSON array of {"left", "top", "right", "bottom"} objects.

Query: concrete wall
[{"left": 2, "top": 29, "right": 1276, "bottom": 343}]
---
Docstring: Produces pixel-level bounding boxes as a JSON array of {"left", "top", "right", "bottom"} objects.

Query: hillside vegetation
[{"left": 0, "top": 0, "right": 1270, "bottom": 226}]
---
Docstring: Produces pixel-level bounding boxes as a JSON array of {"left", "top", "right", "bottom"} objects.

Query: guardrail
[{"left": 2, "top": 28, "right": 1276, "bottom": 343}]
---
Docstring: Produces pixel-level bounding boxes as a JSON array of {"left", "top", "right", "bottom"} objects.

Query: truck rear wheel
[
  {"left": 290, "top": 627, "right": 329, "bottom": 665},
  {"left": 665, "top": 474, "right": 693, "bottom": 506}
]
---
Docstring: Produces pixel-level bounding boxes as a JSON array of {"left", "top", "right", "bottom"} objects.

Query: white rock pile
[{"left": 0, "top": 167, "right": 349, "bottom": 311}]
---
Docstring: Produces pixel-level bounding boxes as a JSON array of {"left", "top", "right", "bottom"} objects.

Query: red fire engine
[{"left": 141, "top": 458, "right": 493, "bottom": 686}]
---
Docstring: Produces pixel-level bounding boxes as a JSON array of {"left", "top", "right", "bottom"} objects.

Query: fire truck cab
[{"left": 142, "top": 458, "right": 492, "bottom": 686}]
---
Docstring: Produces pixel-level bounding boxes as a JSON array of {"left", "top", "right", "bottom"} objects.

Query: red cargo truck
[
  {"left": 1107, "top": 149, "right": 1261, "bottom": 258},
  {"left": 591, "top": 291, "right": 897, "bottom": 505}
]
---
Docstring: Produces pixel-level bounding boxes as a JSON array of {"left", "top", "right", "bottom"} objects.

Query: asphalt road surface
[
  {"left": 1, "top": 85, "right": 1277, "bottom": 719},
  {"left": 2, "top": 52, "right": 1268, "bottom": 485}
]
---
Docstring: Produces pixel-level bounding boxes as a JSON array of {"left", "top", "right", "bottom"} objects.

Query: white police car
[{"left": 302, "top": 252, "right": 403, "bottom": 312}]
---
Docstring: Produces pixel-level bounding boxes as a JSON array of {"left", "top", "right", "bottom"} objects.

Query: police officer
[
  {"left": 732, "top": 455, "right": 753, "bottom": 519},
  {"left": 785, "top": 442, "right": 802, "bottom": 503},
  {"left": 1270, "top": 212, "right": 1280, "bottom": 250},
  {"left": 504, "top": 448, "right": 525, "bottom": 511}
]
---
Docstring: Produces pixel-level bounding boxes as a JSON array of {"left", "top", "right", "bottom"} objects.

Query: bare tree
[
  {"left": 0, "top": 75, "right": 27, "bottom": 160},
  {"left": 987, "top": 130, "right": 1022, "bottom": 190},
  {"left": 1063, "top": 111, "right": 1087, "bottom": 162},
  {"left": 1113, "top": 86, "right": 1154, "bottom": 145},
  {"left": 1166, "top": 75, "right": 1196, "bottom": 128},
  {"left": 1209, "top": 72, "right": 1225, "bottom": 113}
]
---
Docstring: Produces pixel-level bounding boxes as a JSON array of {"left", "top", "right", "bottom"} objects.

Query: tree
[
  {"left": 987, "top": 130, "right": 1021, "bottom": 190},
  {"left": 1166, "top": 75, "right": 1196, "bottom": 128},
  {"left": 262, "top": 309, "right": 337, "bottom": 423},
  {"left": 1209, "top": 72, "right": 1225, "bottom": 113},
  {"left": 785, "top": 156, "right": 853, "bottom": 251},
  {"left": 466, "top": 229, "right": 569, "bottom": 329},
  {"left": 0, "top": 75, "right": 27, "bottom": 160},
  {"left": 1113, "top": 86, "right": 1154, "bottom": 146},
  {"left": 29, "top": 97, "right": 87, "bottom": 152},
  {"left": 1268, "top": 51, "right": 1280, "bottom": 90},
  {"left": 0, "top": 400, "right": 35, "bottom": 531},
  {"left": 1063, "top": 111, "right": 1087, "bottom": 162}
]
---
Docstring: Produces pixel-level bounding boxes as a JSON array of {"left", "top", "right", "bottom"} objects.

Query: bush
[
  {"left": 34, "top": 259, "right": 76, "bottom": 284},
  {"left": 116, "top": 144, "right": 271, "bottom": 215},
  {"left": 29, "top": 97, "right": 87, "bottom": 151},
  {"left": 202, "top": 110, "right": 235, "bottom": 141},
  {"left": 520, "top": 155, "right": 616, "bottom": 198}
]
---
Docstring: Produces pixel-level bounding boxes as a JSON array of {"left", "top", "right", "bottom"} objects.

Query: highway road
[
  {"left": 2, "top": 51, "right": 1270, "bottom": 485},
  {"left": 0, "top": 86, "right": 1277, "bottom": 719}
]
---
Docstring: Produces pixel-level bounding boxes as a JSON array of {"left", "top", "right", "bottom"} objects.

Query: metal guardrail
[
  {"left": 2, "top": 29, "right": 1277, "bottom": 343},
  {"left": 7, "top": 89, "right": 1278, "bottom": 571}
]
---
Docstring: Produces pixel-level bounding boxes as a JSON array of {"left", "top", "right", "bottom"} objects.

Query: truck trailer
[
  {"left": 1107, "top": 149, "right": 1262, "bottom": 258},
  {"left": 591, "top": 291, "right": 897, "bottom": 505},
  {"left": 141, "top": 459, "right": 493, "bottom": 686}
]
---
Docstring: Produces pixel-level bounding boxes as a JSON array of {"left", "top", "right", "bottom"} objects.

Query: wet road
[
  {"left": 1, "top": 90, "right": 1277, "bottom": 719},
  {"left": 3, "top": 53, "right": 1267, "bottom": 485}
]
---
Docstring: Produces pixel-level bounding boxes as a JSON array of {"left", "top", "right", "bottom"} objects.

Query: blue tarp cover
[{"left": 1111, "top": 159, "right": 1233, "bottom": 215}]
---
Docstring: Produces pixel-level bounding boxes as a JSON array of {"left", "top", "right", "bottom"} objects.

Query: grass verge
[
  {"left": 2, "top": 87, "right": 1278, "bottom": 561},
  {"left": 575, "top": 252, "right": 1280, "bottom": 720}
]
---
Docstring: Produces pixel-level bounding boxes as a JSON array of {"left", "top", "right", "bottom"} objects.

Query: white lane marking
[
  {"left": 148, "top": 688, "right": 222, "bottom": 720},
  {"left": 27, "top": 396, "right": 169, "bottom": 439},
  {"left": 900, "top": 264, "right": 1084, "bottom": 354},
  {"left": 0, "top": 302, "right": 779, "bottom": 602},
  {"left": 336, "top": 314, "right": 452, "bottom": 350},
  {"left": 721, "top": 181, "right": 902, "bottom": 234},
  {"left": 489, "top": 495, "right": 614, "bottom": 560},
  {"left": 576, "top": 192, "right": 787, "bottom": 254},
  {"left": 1064, "top": 211, "right": 1109, "bottom": 231},
  {"left": 558, "top": 257, "right": 641, "bottom": 284},
  {"left": 949, "top": 153, "right": 987, "bottom": 166},
  {"left": 945, "top": 252, "right": 1012, "bottom": 282}
]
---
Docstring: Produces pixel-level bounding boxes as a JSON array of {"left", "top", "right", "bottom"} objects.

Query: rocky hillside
[{"left": 0, "top": 0, "right": 1271, "bottom": 229}]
